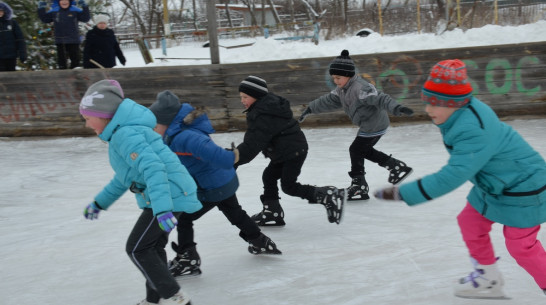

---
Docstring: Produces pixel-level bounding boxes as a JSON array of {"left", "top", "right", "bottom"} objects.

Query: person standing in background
[
  {"left": 0, "top": 2, "right": 26, "bottom": 71},
  {"left": 83, "top": 14, "right": 126, "bottom": 69},
  {"left": 38, "top": 0, "right": 90, "bottom": 69}
]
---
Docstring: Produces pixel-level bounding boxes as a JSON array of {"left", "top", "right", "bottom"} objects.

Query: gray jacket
[{"left": 308, "top": 75, "right": 405, "bottom": 136}]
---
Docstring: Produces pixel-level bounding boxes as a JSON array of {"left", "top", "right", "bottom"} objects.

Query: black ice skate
[
  {"left": 248, "top": 233, "right": 282, "bottom": 255},
  {"left": 312, "top": 186, "right": 346, "bottom": 224},
  {"left": 347, "top": 176, "right": 370, "bottom": 201},
  {"left": 169, "top": 243, "right": 202, "bottom": 278},
  {"left": 250, "top": 196, "right": 286, "bottom": 226},
  {"left": 383, "top": 156, "right": 413, "bottom": 185}
]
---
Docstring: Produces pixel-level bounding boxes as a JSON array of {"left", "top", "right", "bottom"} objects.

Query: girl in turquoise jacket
[
  {"left": 79, "top": 79, "right": 200, "bottom": 305},
  {"left": 374, "top": 60, "right": 546, "bottom": 299}
]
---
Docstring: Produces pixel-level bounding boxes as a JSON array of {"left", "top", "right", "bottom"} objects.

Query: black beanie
[
  {"left": 239, "top": 76, "right": 268, "bottom": 99},
  {"left": 149, "top": 90, "right": 182, "bottom": 125},
  {"left": 329, "top": 50, "right": 355, "bottom": 77}
]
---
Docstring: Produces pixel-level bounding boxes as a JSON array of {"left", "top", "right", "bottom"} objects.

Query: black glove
[
  {"left": 298, "top": 107, "right": 312, "bottom": 123},
  {"left": 397, "top": 106, "right": 414, "bottom": 116}
]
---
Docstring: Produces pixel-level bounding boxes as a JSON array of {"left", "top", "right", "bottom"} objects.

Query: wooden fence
[{"left": 1, "top": 41, "right": 545, "bottom": 137}]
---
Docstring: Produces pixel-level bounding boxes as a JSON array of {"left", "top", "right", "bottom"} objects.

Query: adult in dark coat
[
  {"left": 38, "top": 0, "right": 90, "bottom": 69},
  {"left": 83, "top": 14, "right": 125, "bottom": 69},
  {"left": 0, "top": 2, "right": 26, "bottom": 71},
  {"left": 235, "top": 76, "right": 346, "bottom": 226}
]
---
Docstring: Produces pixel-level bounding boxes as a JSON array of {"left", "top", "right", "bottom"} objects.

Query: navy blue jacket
[
  {"left": 38, "top": 0, "right": 90, "bottom": 44},
  {"left": 0, "top": 2, "right": 26, "bottom": 60},
  {"left": 83, "top": 26, "right": 125, "bottom": 68}
]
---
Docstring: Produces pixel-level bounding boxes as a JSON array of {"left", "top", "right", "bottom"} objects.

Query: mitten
[
  {"left": 38, "top": 1, "right": 47, "bottom": 9},
  {"left": 84, "top": 201, "right": 101, "bottom": 220},
  {"left": 298, "top": 107, "right": 312, "bottom": 123},
  {"left": 373, "top": 186, "right": 402, "bottom": 201},
  {"left": 397, "top": 105, "right": 414, "bottom": 116},
  {"left": 157, "top": 211, "right": 178, "bottom": 232},
  {"left": 231, "top": 142, "right": 239, "bottom": 164},
  {"left": 78, "top": 0, "right": 87, "bottom": 7}
]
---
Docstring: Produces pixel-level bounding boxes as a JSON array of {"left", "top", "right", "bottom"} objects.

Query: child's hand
[
  {"left": 374, "top": 187, "right": 402, "bottom": 201},
  {"left": 231, "top": 142, "right": 240, "bottom": 164},
  {"left": 157, "top": 212, "right": 178, "bottom": 232},
  {"left": 298, "top": 107, "right": 312, "bottom": 123},
  {"left": 84, "top": 201, "right": 101, "bottom": 220}
]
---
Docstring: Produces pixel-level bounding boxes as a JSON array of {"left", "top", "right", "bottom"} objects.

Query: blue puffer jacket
[
  {"left": 37, "top": 0, "right": 90, "bottom": 44},
  {"left": 399, "top": 98, "right": 546, "bottom": 228},
  {"left": 94, "top": 99, "right": 202, "bottom": 216},
  {"left": 163, "top": 103, "right": 238, "bottom": 202},
  {"left": 0, "top": 2, "right": 26, "bottom": 60}
]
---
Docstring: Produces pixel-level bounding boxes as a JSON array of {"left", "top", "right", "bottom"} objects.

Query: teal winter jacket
[
  {"left": 399, "top": 98, "right": 546, "bottom": 228},
  {"left": 93, "top": 98, "right": 202, "bottom": 216}
]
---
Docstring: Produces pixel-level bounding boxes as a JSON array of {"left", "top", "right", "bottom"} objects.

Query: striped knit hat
[
  {"left": 329, "top": 50, "right": 355, "bottom": 77},
  {"left": 421, "top": 59, "right": 473, "bottom": 108},
  {"left": 239, "top": 75, "right": 268, "bottom": 99}
]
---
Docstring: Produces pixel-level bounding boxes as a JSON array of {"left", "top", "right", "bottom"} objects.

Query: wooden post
[
  {"left": 457, "top": 0, "right": 461, "bottom": 26},
  {"left": 494, "top": 0, "right": 498, "bottom": 25},
  {"left": 206, "top": 0, "right": 220, "bottom": 64},
  {"left": 162, "top": 0, "right": 171, "bottom": 36},
  {"left": 377, "top": 0, "right": 383, "bottom": 36},
  {"left": 417, "top": 0, "right": 421, "bottom": 34}
]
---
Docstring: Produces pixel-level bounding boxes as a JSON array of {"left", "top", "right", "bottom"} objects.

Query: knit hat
[
  {"left": 80, "top": 79, "right": 124, "bottom": 118},
  {"left": 149, "top": 90, "right": 182, "bottom": 125},
  {"left": 94, "top": 14, "right": 109, "bottom": 24},
  {"left": 239, "top": 76, "right": 268, "bottom": 99},
  {"left": 329, "top": 50, "right": 355, "bottom": 77},
  {"left": 422, "top": 59, "right": 473, "bottom": 108}
]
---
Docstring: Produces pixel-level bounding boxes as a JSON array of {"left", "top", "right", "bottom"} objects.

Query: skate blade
[
  {"left": 347, "top": 194, "right": 370, "bottom": 201},
  {"left": 393, "top": 169, "right": 414, "bottom": 185},
  {"left": 335, "top": 188, "right": 347, "bottom": 225},
  {"left": 455, "top": 294, "right": 511, "bottom": 300},
  {"left": 173, "top": 271, "right": 203, "bottom": 281},
  {"left": 255, "top": 221, "right": 286, "bottom": 227}
]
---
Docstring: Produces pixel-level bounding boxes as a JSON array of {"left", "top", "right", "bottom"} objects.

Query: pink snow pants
[{"left": 457, "top": 202, "right": 546, "bottom": 289}]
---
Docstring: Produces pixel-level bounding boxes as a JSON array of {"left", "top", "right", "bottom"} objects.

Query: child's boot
[
  {"left": 248, "top": 233, "right": 282, "bottom": 255},
  {"left": 347, "top": 174, "right": 369, "bottom": 201},
  {"left": 311, "top": 186, "right": 346, "bottom": 224},
  {"left": 381, "top": 156, "right": 413, "bottom": 185},
  {"left": 250, "top": 195, "right": 285, "bottom": 226},
  {"left": 454, "top": 258, "right": 506, "bottom": 299},
  {"left": 168, "top": 243, "right": 202, "bottom": 278}
]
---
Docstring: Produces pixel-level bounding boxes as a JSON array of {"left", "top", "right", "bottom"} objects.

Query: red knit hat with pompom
[{"left": 421, "top": 59, "right": 473, "bottom": 108}]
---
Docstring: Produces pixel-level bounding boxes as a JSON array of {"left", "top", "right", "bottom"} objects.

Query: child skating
[
  {"left": 374, "top": 59, "right": 546, "bottom": 299},
  {"left": 148, "top": 90, "right": 281, "bottom": 278},
  {"left": 299, "top": 50, "right": 415, "bottom": 201},
  {"left": 80, "top": 80, "right": 202, "bottom": 305},
  {"left": 234, "top": 76, "right": 345, "bottom": 227}
]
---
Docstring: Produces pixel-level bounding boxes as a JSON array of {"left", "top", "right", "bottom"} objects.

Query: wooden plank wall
[{"left": 1, "top": 41, "right": 545, "bottom": 137}]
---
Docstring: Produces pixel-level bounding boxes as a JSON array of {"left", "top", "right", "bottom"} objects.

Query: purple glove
[
  {"left": 373, "top": 186, "right": 402, "bottom": 201},
  {"left": 84, "top": 201, "right": 101, "bottom": 220},
  {"left": 157, "top": 212, "right": 178, "bottom": 232}
]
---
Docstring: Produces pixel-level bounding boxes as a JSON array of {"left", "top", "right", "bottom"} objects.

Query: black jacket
[
  {"left": 0, "top": 4, "right": 26, "bottom": 60},
  {"left": 83, "top": 26, "right": 125, "bottom": 68},
  {"left": 235, "top": 93, "right": 308, "bottom": 166}
]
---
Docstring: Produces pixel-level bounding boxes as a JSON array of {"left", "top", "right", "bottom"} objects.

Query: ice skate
[
  {"left": 347, "top": 176, "right": 370, "bottom": 201},
  {"left": 383, "top": 156, "right": 413, "bottom": 185},
  {"left": 160, "top": 291, "right": 191, "bottom": 305},
  {"left": 248, "top": 233, "right": 282, "bottom": 255},
  {"left": 312, "top": 186, "right": 346, "bottom": 224},
  {"left": 250, "top": 196, "right": 285, "bottom": 226},
  {"left": 136, "top": 299, "right": 156, "bottom": 305},
  {"left": 454, "top": 258, "right": 507, "bottom": 299},
  {"left": 168, "top": 243, "right": 202, "bottom": 278}
]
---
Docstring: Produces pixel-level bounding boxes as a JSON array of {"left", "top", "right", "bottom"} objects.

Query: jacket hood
[
  {"left": 0, "top": 2, "right": 13, "bottom": 20},
  {"left": 99, "top": 98, "right": 157, "bottom": 141},
  {"left": 251, "top": 93, "right": 293, "bottom": 120},
  {"left": 166, "top": 103, "right": 215, "bottom": 140}
]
